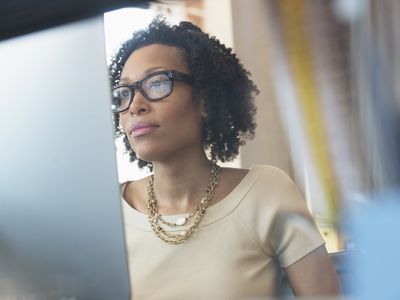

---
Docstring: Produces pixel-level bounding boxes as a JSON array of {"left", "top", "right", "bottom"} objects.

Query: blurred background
[
  {"left": 104, "top": 0, "right": 400, "bottom": 257},
  {"left": 2, "top": 0, "right": 398, "bottom": 298}
]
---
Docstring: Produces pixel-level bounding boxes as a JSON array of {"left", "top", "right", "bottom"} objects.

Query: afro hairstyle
[{"left": 109, "top": 17, "right": 258, "bottom": 170}]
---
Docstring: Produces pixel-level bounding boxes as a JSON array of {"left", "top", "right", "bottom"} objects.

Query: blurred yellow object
[
  {"left": 277, "top": 0, "right": 339, "bottom": 222},
  {"left": 317, "top": 223, "right": 340, "bottom": 253}
]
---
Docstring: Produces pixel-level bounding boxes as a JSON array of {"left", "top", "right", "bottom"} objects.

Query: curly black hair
[{"left": 109, "top": 17, "right": 258, "bottom": 169}]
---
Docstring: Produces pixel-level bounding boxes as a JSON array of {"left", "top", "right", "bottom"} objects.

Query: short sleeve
[{"left": 270, "top": 170, "right": 325, "bottom": 268}]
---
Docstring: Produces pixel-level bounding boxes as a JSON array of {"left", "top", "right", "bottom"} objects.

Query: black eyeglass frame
[{"left": 112, "top": 70, "right": 193, "bottom": 113}]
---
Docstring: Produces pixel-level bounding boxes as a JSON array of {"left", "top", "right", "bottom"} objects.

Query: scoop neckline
[{"left": 121, "top": 165, "right": 262, "bottom": 231}]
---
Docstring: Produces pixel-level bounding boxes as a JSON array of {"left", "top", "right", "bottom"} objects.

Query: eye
[
  {"left": 111, "top": 86, "right": 132, "bottom": 112},
  {"left": 146, "top": 74, "right": 170, "bottom": 89},
  {"left": 116, "top": 87, "right": 131, "bottom": 99},
  {"left": 143, "top": 73, "right": 172, "bottom": 99}
]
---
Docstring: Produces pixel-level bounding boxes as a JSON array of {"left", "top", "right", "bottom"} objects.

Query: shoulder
[
  {"left": 235, "top": 164, "right": 307, "bottom": 214},
  {"left": 251, "top": 164, "right": 293, "bottom": 182},
  {"left": 235, "top": 166, "right": 323, "bottom": 260},
  {"left": 120, "top": 176, "right": 150, "bottom": 213},
  {"left": 220, "top": 164, "right": 289, "bottom": 184},
  {"left": 240, "top": 164, "right": 297, "bottom": 195}
]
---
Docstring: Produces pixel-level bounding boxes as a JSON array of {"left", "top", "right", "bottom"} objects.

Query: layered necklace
[{"left": 146, "top": 163, "right": 221, "bottom": 244}]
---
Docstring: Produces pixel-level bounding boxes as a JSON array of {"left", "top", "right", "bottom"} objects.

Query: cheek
[
  {"left": 118, "top": 113, "right": 136, "bottom": 147},
  {"left": 118, "top": 113, "right": 130, "bottom": 133},
  {"left": 168, "top": 104, "right": 202, "bottom": 138},
  {"left": 170, "top": 90, "right": 201, "bottom": 121}
]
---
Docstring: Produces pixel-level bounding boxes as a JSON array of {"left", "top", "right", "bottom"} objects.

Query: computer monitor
[{"left": 0, "top": 16, "right": 130, "bottom": 299}]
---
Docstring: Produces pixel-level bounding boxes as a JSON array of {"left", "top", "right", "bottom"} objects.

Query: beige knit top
[{"left": 121, "top": 165, "right": 325, "bottom": 300}]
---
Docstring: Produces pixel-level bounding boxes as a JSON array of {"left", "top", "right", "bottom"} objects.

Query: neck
[{"left": 151, "top": 152, "right": 214, "bottom": 214}]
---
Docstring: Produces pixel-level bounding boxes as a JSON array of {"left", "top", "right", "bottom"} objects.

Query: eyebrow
[{"left": 120, "top": 66, "right": 168, "bottom": 84}]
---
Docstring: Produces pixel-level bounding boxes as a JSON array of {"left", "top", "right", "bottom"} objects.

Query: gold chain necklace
[{"left": 146, "top": 163, "right": 221, "bottom": 244}]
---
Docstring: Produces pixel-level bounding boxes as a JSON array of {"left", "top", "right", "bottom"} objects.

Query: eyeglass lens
[{"left": 112, "top": 73, "right": 173, "bottom": 113}]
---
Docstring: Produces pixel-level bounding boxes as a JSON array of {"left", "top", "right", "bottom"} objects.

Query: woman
[{"left": 109, "top": 17, "right": 340, "bottom": 299}]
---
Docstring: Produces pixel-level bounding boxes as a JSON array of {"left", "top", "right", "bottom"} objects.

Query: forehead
[{"left": 121, "top": 44, "right": 189, "bottom": 82}]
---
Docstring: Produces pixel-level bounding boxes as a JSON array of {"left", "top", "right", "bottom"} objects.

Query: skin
[{"left": 119, "top": 43, "right": 340, "bottom": 296}]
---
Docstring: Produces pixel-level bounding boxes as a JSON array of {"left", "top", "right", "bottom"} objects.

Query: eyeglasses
[{"left": 111, "top": 70, "right": 193, "bottom": 113}]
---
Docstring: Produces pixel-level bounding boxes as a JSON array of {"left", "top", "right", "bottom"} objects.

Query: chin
[
  {"left": 130, "top": 140, "right": 161, "bottom": 160},
  {"left": 133, "top": 148, "right": 161, "bottom": 163}
]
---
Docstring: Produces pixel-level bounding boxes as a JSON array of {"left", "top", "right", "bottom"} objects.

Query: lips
[{"left": 130, "top": 122, "right": 159, "bottom": 137}]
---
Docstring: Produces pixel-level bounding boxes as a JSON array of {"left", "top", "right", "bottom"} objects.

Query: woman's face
[{"left": 119, "top": 44, "right": 203, "bottom": 163}]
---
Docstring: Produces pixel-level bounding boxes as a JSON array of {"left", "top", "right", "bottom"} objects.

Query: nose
[{"left": 128, "top": 90, "right": 149, "bottom": 116}]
